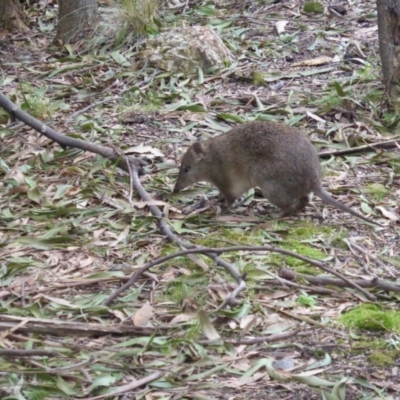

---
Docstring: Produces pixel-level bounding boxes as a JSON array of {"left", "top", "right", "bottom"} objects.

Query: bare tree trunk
[
  {"left": 55, "top": 0, "right": 98, "bottom": 44},
  {"left": 0, "top": 0, "right": 29, "bottom": 32},
  {"left": 377, "top": 0, "right": 400, "bottom": 108}
]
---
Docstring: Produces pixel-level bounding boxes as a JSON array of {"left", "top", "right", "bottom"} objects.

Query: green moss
[
  {"left": 283, "top": 223, "right": 337, "bottom": 241},
  {"left": 285, "top": 243, "right": 325, "bottom": 266},
  {"left": 313, "top": 349, "right": 326, "bottom": 358},
  {"left": 196, "top": 227, "right": 263, "bottom": 247},
  {"left": 303, "top": 1, "right": 324, "bottom": 14},
  {"left": 252, "top": 71, "right": 265, "bottom": 86},
  {"left": 352, "top": 338, "right": 387, "bottom": 352},
  {"left": 367, "top": 351, "right": 396, "bottom": 367},
  {"left": 273, "top": 226, "right": 327, "bottom": 265},
  {"left": 265, "top": 223, "right": 341, "bottom": 268},
  {"left": 343, "top": 338, "right": 400, "bottom": 366},
  {"left": 341, "top": 304, "right": 400, "bottom": 332},
  {"left": 294, "top": 265, "right": 320, "bottom": 275}
]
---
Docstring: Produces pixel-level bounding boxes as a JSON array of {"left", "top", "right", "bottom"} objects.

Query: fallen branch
[
  {"left": 0, "top": 315, "right": 161, "bottom": 337},
  {"left": 255, "top": 270, "right": 339, "bottom": 295},
  {"left": 0, "top": 349, "right": 58, "bottom": 357},
  {"left": 318, "top": 137, "right": 400, "bottom": 158},
  {"left": 104, "top": 245, "right": 377, "bottom": 304},
  {"left": 279, "top": 268, "right": 400, "bottom": 293},
  {"left": 0, "top": 90, "right": 146, "bottom": 175}
]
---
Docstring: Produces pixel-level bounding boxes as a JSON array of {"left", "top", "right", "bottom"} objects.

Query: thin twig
[
  {"left": 344, "top": 239, "right": 396, "bottom": 278},
  {"left": 280, "top": 268, "right": 400, "bottom": 293},
  {"left": 318, "top": 137, "right": 400, "bottom": 158},
  {"left": 0, "top": 90, "right": 146, "bottom": 175},
  {"left": 0, "top": 349, "right": 58, "bottom": 357}
]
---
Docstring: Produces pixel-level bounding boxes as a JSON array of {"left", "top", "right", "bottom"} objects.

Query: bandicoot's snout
[
  {"left": 174, "top": 179, "right": 189, "bottom": 192},
  {"left": 173, "top": 177, "right": 184, "bottom": 193}
]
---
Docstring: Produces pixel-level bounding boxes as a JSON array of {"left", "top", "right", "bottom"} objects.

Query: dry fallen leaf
[
  {"left": 292, "top": 56, "right": 333, "bottom": 67},
  {"left": 376, "top": 206, "right": 399, "bottom": 221},
  {"left": 275, "top": 20, "right": 289, "bottom": 35},
  {"left": 125, "top": 144, "right": 164, "bottom": 158},
  {"left": 133, "top": 301, "right": 154, "bottom": 327}
]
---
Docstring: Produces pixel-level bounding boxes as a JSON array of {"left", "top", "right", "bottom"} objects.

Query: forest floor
[{"left": 1, "top": 0, "right": 400, "bottom": 399}]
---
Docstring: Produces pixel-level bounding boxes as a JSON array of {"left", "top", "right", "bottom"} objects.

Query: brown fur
[{"left": 174, "top": 121, "right": 378, "bottom": 225}]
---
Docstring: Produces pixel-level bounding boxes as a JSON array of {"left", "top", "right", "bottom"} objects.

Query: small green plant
[
  {"left": 386, "top": 336, "right": 400, "bottom": 350},
  {"left": 303, "top": 1, "right": 324, "bottom": 14},
  {"left": 252, "top": 70, "right": 265, "bottom": 86},
  {"left": 0, "top": 108, "right": 9, "bottom": 124},
  {"left": 20, "top": 84, "right": 61, "bottom": 119},
  {"left": 118, "top": 0, "right": 159, "bottom": 35},
  {"left": 310, "top": 87, "right": 347, "bottom": 114},
  {"left": 297, "top": 291, "right": 317, "bottom": 307}
]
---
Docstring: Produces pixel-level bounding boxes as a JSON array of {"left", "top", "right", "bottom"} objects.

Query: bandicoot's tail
[{"left": 314, "top": 188, "right": 380, "bottom": 226}]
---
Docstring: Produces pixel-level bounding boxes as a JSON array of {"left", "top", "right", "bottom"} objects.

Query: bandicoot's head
[{"left": 173, "top": 142, "right": 209, "bottom": 193}]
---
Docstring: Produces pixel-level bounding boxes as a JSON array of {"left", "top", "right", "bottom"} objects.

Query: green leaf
[
  {"left": 87, "top": 375, "right": 120, "bottom": 393},
  {"left": 110, "top": 51, "right": 131, "bottom": 67},
  {"left": 57, "top": 377, "right": 77, "bottom": 395},
  {"left": 115, "top": 22, "right": 128, "bottom": 47},
  {"left": 28, "top": 188, "right": 42, "bottom": 203},
  {"left": 217, "top": 113, "right": 245, "bottom": 123},
  {"left": 333, "top": 81, "right": 346, "bottom": 97},
  {"left": 219, "top": 300, "right": 251, "bottom": 318},
  {"left": 53, "top": 184, "right": 73, "bottom": 200},
  {"left": 196, "top": 6, "right": 216, "bottom": 16}
]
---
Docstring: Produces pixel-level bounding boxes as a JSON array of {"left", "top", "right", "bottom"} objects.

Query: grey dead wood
[
  {"left": 0, "top": 349, "right": 58, "bottom": 357},
  {"left": 0, "top": 90, "right": 146, "bottom": 175},
  {"left": 280, "top": 268, "right": 400, "bottom": 293},
  {"left": 0, "top": 315, "right": 159, "bottom": 336}
]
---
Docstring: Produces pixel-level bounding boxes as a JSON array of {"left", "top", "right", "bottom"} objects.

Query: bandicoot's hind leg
[
  {"left": 260, "top": 183, "right": 299, "bottom": 217},
  {"left": 291, "top": 196, "right": 309, "bottom": 214},
  {"left": 279, "top": 196, "right": 310, "bottom": 217}
]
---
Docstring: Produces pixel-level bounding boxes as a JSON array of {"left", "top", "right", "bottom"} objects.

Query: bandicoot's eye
[{"left": 184, "top": 166, "right": 190, "bottom": 173}]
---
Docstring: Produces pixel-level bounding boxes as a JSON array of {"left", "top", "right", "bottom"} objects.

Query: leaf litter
[{"left": 1, "top": 0, "right": 400, "bottom": 399}]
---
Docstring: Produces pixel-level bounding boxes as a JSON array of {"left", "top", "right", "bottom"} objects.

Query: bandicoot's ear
[{"left": 192, "top": 141, "right": 205, "bottom": 156}]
